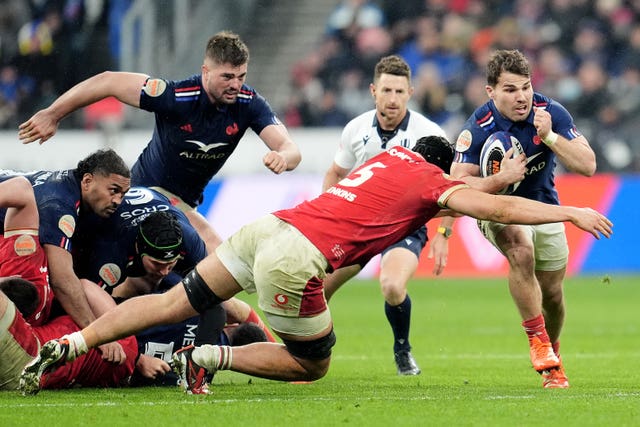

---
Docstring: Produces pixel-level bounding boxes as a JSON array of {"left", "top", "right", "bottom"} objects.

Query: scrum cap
[
  {"left": 136, "top": 211, "right": 183, "bottom": 262},
  {"left": 412, "top": 135, "right": 454, "bottom": 173}
]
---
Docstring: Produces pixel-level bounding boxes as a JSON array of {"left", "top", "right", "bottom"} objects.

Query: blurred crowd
[
  {"left": 0, "top": 0, "right": 130, "bottom": 131},
  {"left": 284, "top": 0, "right": 640, "bottom": 172},
  {"left": 2, "top": 0, "right": 640, "bottom": 172}
]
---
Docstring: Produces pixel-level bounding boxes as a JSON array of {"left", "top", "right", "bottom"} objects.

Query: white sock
[
  {"left": 192, "top": 345, "right": 233, "bottom": 371},
  {"left": 61, "top": 332, "right": 88, "bottom": 361}
]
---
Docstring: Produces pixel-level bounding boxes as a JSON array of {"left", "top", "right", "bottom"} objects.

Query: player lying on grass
[{"left": 19, "top": 136, "right": 613, "bottom": 395}]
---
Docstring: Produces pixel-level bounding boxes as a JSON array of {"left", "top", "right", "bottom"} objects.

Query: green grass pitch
[{"left": 1, "top": 275, "right": 638, "bottom": 427}]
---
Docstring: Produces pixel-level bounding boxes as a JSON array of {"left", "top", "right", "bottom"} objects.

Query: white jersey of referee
[{"left": 333, "top": 109, "right": 446, "bottom": 171}]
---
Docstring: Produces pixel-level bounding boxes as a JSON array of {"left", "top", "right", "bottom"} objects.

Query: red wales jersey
[
  {"left": 274, "top": 147, "right": 467, "bottom": 270},
  {"left": 0, "top": 231, "right": 52, "bottom": 326}
]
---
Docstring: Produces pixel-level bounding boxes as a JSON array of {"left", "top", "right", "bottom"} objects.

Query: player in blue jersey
[
  {"left": 130, "top": 317, "right": 268, "bottom": 387},
  {"left": 0, "top": 149, "right": 131, "bottom": 363},
  {"left": 72, "top": 191, "right": 275, "bottom": 392},
  {"left": 18, "top": 31, "right": 301, "bottom": 254},
  {"left": 450, "top": 49, "right": 597, "bottom": 389},
  {"left": 72, "top": 187, "right": 274, "bottom": 338},
  {"left": 72, "top": 188, "right": 207, "bottom": 295}
]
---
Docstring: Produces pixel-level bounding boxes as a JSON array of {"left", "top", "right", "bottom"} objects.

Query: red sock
[
  {"left": 522, "top": 314, "right": 551, "bottom": 344},
  {"left": 552, "top": 341, "right": 561, "bottom": 357},
  {"left": 245, "top": 308, "right": 277, "bottom": 343}
]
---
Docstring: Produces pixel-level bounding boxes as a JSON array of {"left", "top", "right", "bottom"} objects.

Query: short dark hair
[
  {"left": 412, "top": 135, "right": 454, "bottom": 173},
  {"left": 74, "top": 149, "right": 130, "bottom": 180},
  {"left": 226, "top": 322, "right": 268, "bottom": 346},
  {"left": 0, "top": 278, "right": 39, "bottom": 319},
  {"left": 205, "top": 31, "right": 249, "bottom": 66},
  {"left": 486, "top": 49, "right": 531, "bottom": 87},
  {"left": 374, "top": 55, "right": 411, "bottom": 83},
  {"left": 136, "top": 211, "right": 183, "bottom": 261}
]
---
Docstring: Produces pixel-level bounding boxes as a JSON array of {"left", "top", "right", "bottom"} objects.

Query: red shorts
[
  {"left": 1, "top": 303, "right": 137, "bottom": 390},
  {"left": 34, "top": 316, "right": 138, "bottom": 389},
  {"left": 0, "top": 232, "right": 53, "bottom": 325}
]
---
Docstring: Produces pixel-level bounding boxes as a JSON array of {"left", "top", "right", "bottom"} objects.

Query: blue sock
[{"left": 385, "top": 295, "right": 412, "bottom": 354}]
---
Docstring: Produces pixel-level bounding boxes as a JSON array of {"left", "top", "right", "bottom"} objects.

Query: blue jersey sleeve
[
  {"left": 547, "top": 99, "right": 582, "bottom": 141},
  {"left": 245, "top": 90, "right": 282, "bottom": 135},
  {"left": 454, "top": 95, "right": 567, "bottom": 204},
  {"left": 139, "top": 76, "right": 186, "bottom": 116},
  {"left": 32, "top": 175, "right": 81, "bottom": 252},
  {"left": 133, "top": 77, "right": 281, "bottom": 206},
  {"left": 453, "top": 105, "right": 491, "bottom": 165}
]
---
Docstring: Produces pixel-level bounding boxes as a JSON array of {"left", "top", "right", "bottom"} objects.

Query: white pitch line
[
  {"left": 0, "top": 395, "right": 435, "bottom": 409},
  {"left": 2, "top": 392, "right": 639, "bottom": 409}
]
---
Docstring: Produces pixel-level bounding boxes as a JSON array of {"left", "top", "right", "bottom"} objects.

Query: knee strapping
[
  {"left": 182, "top": 268, "right": 224, "bottom": 313},
  {"left": 282, "top": 329, "right": 336, "bottom": 360}
]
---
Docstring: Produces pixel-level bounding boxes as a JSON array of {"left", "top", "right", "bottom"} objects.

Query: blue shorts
[{"left": 381, "top": 225, "right": 428, "bottom": 259}]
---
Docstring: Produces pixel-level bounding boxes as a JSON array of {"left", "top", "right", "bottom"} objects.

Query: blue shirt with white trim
[
  {"left": 0, "top": 169, "right": 81, "bottom": 252},
  {"left": 72, "top": 187, "right": 206, "bottom": 292},
  {"left": 454, "top": 92, "right": 582, "bottom": 204},
  {"left": 133, "top": 74, "right": 280, "bottom": 207}
]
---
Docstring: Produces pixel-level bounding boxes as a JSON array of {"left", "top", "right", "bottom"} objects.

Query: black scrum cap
[
  {"left": 412, "top": 135, "right": 454, "bottom": 173},
  {"left": 136, "top": 211, "right": 183, "bottom": 262}
]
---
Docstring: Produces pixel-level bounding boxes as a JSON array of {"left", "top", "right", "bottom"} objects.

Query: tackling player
[{"left": 20, "top": 136, "right": 612, "bottom": 395}]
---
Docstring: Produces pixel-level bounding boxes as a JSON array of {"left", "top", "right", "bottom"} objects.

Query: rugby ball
[{"left": 479, "top": 131, "right": 525, "bottom": 195}]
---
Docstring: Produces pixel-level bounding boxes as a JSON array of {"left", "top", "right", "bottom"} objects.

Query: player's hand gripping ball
[{"left": 479, "top": 131, "right": 525, "bottom": 194}]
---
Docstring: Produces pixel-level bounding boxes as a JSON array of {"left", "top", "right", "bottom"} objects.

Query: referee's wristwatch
[{"left": 437, "top": 226, "right": 453, "bottom": 238}]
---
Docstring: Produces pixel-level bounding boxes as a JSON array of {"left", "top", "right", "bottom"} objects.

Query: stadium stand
[{"left": 2, "top": 0, "right": 640, "bottom": 172}]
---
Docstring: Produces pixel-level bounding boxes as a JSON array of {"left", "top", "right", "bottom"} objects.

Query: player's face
[
  {"left": 201, "top": 59, "right": 248, "bottom": 105},
  {"left": 81, "top": 173, "right": 130, "bottom": 218},
  {"left": 486, "top": 71, "right": 533, "bottom": 122},
  {"left": 370, "top": 73, "right": 413, "bottom": 128},
  {"left": 141, "top": 256, "right": 178, "bottom": 283}
]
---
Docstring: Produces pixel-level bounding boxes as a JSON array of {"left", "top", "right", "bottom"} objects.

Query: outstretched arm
[
  {"left": 18, "top": 71, "right": 149, "bottom": 145},
  {"left": 450, "top": 148, "right": 527, "bottom": 194},
  {"left": 445, "top": 188, "right": 613, "bottom": 239}
]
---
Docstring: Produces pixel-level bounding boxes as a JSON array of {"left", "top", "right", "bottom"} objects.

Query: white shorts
[
  {"left": 215, "top": 215, "right": 331, "bottom": 337},
  {"left": 477, "top": 220, "right": 569, "bottom": 271},
  {"left": 0, "top": 302, "right": 37, "bottom": 390}
]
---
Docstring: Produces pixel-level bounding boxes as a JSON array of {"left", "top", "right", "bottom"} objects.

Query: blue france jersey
[
  {"left": 72, "top": 187, "right": 206, "bottom": 291},
  {"left": 0, "top": 169, "right": 81, "bottom": 252},
  {"left": 453, "top": 93, "right": 582, "bottom": 204},
  {"left": 135, "top": 315, "right": 201, "bottom": 362},
  {"left": 135, "top": 316, "right": 230, "bottom": 363},
  {"left": 133, "top": 75, "right": 280, "bottom": 206}
]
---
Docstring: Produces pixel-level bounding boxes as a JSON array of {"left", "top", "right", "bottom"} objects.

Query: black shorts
[{"left": 381, "top": 225, "right": 428, "bottom": 259}]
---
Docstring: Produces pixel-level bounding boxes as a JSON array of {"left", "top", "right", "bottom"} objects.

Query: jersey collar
[{"left": 372, "top": 110, "right": 411, "bottom": 132}]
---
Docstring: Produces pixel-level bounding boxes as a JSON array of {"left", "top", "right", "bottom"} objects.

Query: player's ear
[
  {"left": 81, "top": 173, "right": 94, "bottom": 189},
  {"left": 486, "top": 85, "right": 494, "bottom": 99}
]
